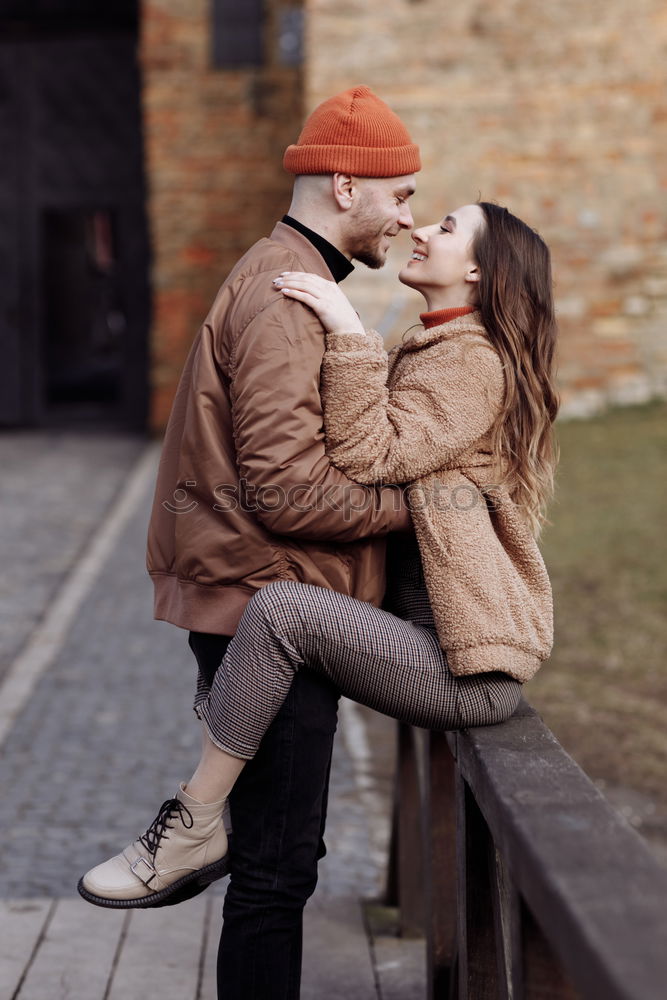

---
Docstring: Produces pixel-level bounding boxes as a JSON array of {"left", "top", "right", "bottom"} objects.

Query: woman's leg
[
  {"left": 79, "top": 578, "right": 520, "bottom": 911},
  {"left": 197, "top": 579, "right": 522, "bottom": 761},
  {"left": 187, "top": 727, "right": 246, "bottom": 804}
]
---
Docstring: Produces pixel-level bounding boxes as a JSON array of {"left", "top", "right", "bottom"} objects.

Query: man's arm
[{"left": 229, "top": 296, "right": 411, "bottom": 541}]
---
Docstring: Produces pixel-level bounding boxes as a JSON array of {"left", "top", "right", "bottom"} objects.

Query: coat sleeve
[
  {"left": 321, "top": 329, "right": 505, "bottom": 485},
  {"left": 229, "top": 298, "right": 410, "bottom": 540}
]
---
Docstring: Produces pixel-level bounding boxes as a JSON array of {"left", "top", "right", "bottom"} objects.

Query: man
[{"left": 156, "top": 86, "right": 419, "bottom": 997}]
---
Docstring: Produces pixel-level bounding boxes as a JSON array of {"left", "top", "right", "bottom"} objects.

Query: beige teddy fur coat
[{"left": 321, "top": 312, "right": 553, "bottom": 683}]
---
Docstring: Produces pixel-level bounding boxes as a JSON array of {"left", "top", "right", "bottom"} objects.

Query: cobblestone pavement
[
  {"left": 0, "top": 432, "right": 395, "bottom": 902},
  {"left": 0, "top": 430, "right": 145, "bottom": 682}
]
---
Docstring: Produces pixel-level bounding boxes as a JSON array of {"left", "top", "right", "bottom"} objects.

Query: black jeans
[{"left": 189, "top": 632, "right": 340, "bottom": 1000}]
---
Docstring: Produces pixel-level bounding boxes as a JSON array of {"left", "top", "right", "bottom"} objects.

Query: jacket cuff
[{"left": 326, "top": 329, "right": 385, "bottom": 355}]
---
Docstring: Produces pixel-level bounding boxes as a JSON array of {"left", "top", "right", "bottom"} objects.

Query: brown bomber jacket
[
  {"left": 147, "top": 223, "right": 408, "bottom": 635},
  {"left": 321, "top": 314, "right": 554, "bottom": 683}
]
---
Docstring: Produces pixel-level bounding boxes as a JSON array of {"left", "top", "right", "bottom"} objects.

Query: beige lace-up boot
[{"left": 78, "top": 783, "right": 229, "bottom": 908}]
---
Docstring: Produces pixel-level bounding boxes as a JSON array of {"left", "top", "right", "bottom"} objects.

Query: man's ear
[
  {"left": 331, "top": 173, "right": 355, "bottom": 210},
  {"left": 465, "top": 265, "right": 481, "bottom": 284}
]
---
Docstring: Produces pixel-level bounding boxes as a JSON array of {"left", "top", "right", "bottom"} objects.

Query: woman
[{"left": 79, "top": 201, "right": 558, "bottom": 909}]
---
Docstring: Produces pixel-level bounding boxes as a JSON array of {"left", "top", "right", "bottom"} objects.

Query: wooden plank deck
[{"left": 1, "top": 895, "right": 426, "bottom": 1000}]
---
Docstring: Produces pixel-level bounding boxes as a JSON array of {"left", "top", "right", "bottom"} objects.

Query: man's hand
[{"left": 273, "top": 272, "right": 366, "bottom": 337}]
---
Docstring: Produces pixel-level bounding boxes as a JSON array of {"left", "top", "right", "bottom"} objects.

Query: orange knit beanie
[{"left": 283, "top": 85, "right": 421, "bottom": 178}]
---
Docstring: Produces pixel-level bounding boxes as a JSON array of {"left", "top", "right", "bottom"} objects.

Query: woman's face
[{"left": 398, "top": 203, "right": 484, "bottom": 304}]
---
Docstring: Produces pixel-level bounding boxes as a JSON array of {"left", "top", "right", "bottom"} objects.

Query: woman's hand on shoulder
[{"left": 273, "top": 272, "right": 366, "bottom": 337}]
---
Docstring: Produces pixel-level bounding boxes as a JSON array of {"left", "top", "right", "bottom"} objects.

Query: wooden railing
[{"left": 386, "top": 697, "right": 667, "bottom": 1000}]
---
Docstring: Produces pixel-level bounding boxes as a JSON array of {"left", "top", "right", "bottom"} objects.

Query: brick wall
[
  {"left": 306, "top": 0, "right": 667, "bottom": 417},
  {"left": 140, "top": 0, "right": 304, "bottom": 429}
]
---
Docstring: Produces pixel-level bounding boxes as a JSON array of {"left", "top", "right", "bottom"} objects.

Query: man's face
[{"left": 345, "top": 175, "right": 416, "bottom": 269}]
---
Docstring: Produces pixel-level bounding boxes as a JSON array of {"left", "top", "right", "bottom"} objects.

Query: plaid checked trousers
[{"left": 195, "top": 579, "right": 522, "bottom": 760}]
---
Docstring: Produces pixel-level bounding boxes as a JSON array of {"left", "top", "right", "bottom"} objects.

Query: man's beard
[
  {"left": 347, "top": 199, "right": 388, "bottom": 269},
  {"left": 352, "top": 234, "right": 386, "bottom": 270}
]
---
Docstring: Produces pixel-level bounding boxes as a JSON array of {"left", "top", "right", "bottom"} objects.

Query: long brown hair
[{"left": 472, "top": 202, "right": 559, "bottom": 536}]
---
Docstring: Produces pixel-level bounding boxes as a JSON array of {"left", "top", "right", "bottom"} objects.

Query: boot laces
[{"left": 139, "top": 798, "right": 194, "bottom": 857}]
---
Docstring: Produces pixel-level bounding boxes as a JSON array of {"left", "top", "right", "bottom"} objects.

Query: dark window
[
  {"left": 278, "top": 8, "right": 303, "bottom": 67},
  {"left": 212, "top": 0, "right": 263, "bottom": 68}
]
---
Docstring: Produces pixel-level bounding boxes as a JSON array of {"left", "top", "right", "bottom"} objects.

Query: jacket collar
[
  {"left": 400, "top": 309, "right": 487, "bottom": 352},
  {"left": 281, "top": 216, "right": 353, "bottom": 283},
  {"left": 269, "top": 222, "right": 344, "bottom": 282}
]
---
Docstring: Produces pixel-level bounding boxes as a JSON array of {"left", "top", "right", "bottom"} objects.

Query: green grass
[{"left": 526, "top": 401, "right": 667, "bottom": 801}]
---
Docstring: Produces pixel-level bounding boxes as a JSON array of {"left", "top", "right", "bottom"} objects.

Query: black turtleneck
[{"left": 282, "top": 215, "right": 354, "bottom": 284}]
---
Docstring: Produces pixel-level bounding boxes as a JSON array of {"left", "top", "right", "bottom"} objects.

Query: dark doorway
[
  {"left": 0, "top": 2, "right": 150, "bottom": 431},
  {"left": 42, "top": 209, "right": 126, "bottom": 423}
]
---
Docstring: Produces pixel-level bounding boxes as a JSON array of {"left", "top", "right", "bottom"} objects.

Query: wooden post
[
  {"left": 521, "top": 901, "right": 580, "bottom": 999},
  {"left": 488, "top": 846, "right": 522, "bottom": 999},
  {"left": 385, "top": 773, "right": 400, "bottom": 908},
  {"left": 425, "top": 730, "right": 458, "bottom": 999},
  {"left": 396, "top": 722, "right": 426, "bottom": 937},
  {"left": 456, "top": 774, "right": 499, "bottom": 999}
]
